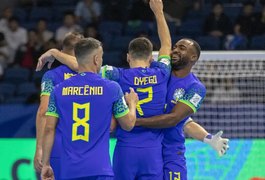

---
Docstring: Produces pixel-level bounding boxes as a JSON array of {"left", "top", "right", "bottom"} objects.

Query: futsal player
[
  {"left": 101, "top": 0, "right": 173, "bottom": 178},
  {"left": 37, "top": 0, "right": 172, "bottom": 179},
  {"left": 41, "top": 38, "right": 139, "bottom": 180},
  {"left": 34, "top": 32, "right": 83, "bottom": 178},
  {"left": 137, "top": 38, "right": 229, "bottom": 180}
]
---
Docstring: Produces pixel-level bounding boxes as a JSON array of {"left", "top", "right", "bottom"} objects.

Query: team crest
[{"left": 173, "top": 88, "right": 185, "bottom": 101}]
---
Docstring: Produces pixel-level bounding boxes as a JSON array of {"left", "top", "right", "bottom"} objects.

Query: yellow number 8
[{"left": 72, "top": 102, "right": 90, "bottom": 142}]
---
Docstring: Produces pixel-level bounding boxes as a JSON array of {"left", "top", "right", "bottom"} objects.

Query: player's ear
[
  {"left": 127, "top": 53, "right": 130, "bottom": 64},
  {"left": 94, "top": 54, "right": 99, "bottom": 65},
  {"left": 191, "top": 53, "right": 198, "bottom": 63}
]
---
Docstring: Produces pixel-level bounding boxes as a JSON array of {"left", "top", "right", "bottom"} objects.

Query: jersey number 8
[{"left": 72, "top": 102, "right": 90, "bottom": 142}]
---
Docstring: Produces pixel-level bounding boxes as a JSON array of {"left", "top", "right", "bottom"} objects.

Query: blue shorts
[
  {"left": 163, "top": 155, "right": 187, "bottom": 180},
  {"left": 113, "top": 146, "right": 163, "bottom": 180},
  {"left": 63, "top": 176, "right": 113, "bottom": 180},
  {"left": 50, "top": 157, "right": 60, "bottom": 180}
]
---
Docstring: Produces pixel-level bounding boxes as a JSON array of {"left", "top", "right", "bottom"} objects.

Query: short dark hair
[
  {"left": 128, "top": 37, "right": 153, "bottom": 60},
  {"left": 62, "top": 32, "right": 84, "bottom": 51},
  {"left": 74, "top": 37, "right": 102, "bottom": 64},
  {"left": 183, "top": 38, "right": 201, "bottom": 59}
]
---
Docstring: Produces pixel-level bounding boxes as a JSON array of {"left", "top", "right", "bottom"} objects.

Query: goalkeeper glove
[{"left": 203, "top": 131, "right": 229, "bottom": 157}]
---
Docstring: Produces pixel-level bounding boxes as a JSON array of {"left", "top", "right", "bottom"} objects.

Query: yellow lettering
[
  {"left": 134, "top": 76, "right": 157, "bottom": 86},
  {"left": 64, "top": 73, "right": 76, "bottom": 80},
  {"left": 98, "top": 87, "right": 103, "bottom": 95},
  {"left": 68, "top": 87, "right": 73, "bottom": 95},
  {"left": 84, "top": 85, "right": 89, "bottom": 95},
  {"left": 62, "top": 87, "right": 68, "bottom": 95},
  {"left": 73, "top": 87, "right": 78, "bottom": 95},
  {"left": 134, "top": 77, "right": 139, "bottom": 85},
  {"left": 78, "top": 87, "right": 83, "bottom": 95},
  {"left": 61, "top": 86, "right": 103, "bottom": 96}
]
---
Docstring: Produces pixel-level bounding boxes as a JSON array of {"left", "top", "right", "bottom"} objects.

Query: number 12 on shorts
[{"left": 169, "top": 171, "right": 181, "bottom": 180}]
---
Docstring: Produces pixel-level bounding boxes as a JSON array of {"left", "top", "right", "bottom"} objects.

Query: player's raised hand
[
  {"left": 34, "top": 149, "right": 43, "bottom": 172},
  {"left": 203, "top": 131, "right": 229, "bottom": 157},
  {"left": 125, "top": 88, "right": 139, "bottom": 105},
  {"left": 36, "top": 49, "right": 55, "bottom": 71},
  {"left": 41, "top": 165, "right": 54, "bottom": 180},
  {"left": 149, "top": 0, "right": 163, "bottom": 14}
]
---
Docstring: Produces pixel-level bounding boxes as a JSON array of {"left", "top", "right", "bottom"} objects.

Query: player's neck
[
  {"left": 129, "top": 59, "right": 150, "bottom": 68},
  {"left": 78, "top": 64, "right": 98, "bottom": 74},
  {"left": 172, "top": 68, "right": 191, "bottom": 78}
]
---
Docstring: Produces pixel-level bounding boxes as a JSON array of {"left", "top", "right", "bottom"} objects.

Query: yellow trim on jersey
[
  {"left": 45, "top": 112, "right": 59, "bottom": 118},
  {"left": 40, "top": 92, "right": 51, "bottom": 97},
  {"left": 114, "top": 108, "right": 129, "bottom": 119},
  {"left": 158, "top": 55, "right": 171, "bottom": 61},
  {"left": 101, "top": 65, "right": 106, "bottom": 78},
  {"left": 179, "top": 100, "right": 197, "bottom": 113}
]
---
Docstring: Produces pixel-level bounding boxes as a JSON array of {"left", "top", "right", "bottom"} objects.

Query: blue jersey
[
  {"left": 41, "top": 65, "right": 76, "bottom": 158},
  {"left": 46, "top": 72, "right": 129, "bottom": 179},
  {"left": 163, "top": 73, "right": 206, "bottom": 161},
  {"left": 101, "top": 56, "right": 171, "bottom": 147}
]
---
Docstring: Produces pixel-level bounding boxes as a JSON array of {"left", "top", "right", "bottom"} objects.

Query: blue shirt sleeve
[
  {"left": 46, "top": 89, "right": 59, "bottom": 118},
  {"left": 150, "top": 55, "right": 171, "bottom": 78},
  {"left": 111, "top": 82, "right": 129, "bottom": 118},
  {"left": 100, "top": 65, "right": 120, "bottom": 82},
  {"left": 41, "top": 71, "right": 54, "bottom": 96},
  {"left": 179, "top": 83, "right": 206, "bottom": 113}
]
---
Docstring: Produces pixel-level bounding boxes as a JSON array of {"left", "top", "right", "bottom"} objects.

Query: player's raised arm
[
  {"left": 150, "top": 0, "right": 171, "bottom": 57},
  {"left": 36, "top": 49, "right": 78, "bottom": 71}
]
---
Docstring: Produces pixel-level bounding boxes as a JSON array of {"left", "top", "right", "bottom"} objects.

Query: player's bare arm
[
  {"left": 116, "top": 88, "right": 139, "bottom": 131},
  {"left": 41, "top": 115, "right": 57, "bottom": 179},
  {"left": 184, "top": 119, "right": 229, "bottom": 157},
  {"left": 136, "top": 101, "right": 194, "bottom": 128},
  {"left": 110, "top": 116, "right": 117, "bottom": 133},
  {"left": 150, "top": 0, "right": 171, "bottom": 56},
  {"left": 36, "top": 49, "right": 78, "bottom": 72},
  {"left": 34, "top": 95, "right": 49, "bottom": 172}
]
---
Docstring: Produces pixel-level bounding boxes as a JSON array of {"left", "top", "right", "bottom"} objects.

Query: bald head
[
  {"left": 180, "top": 38, "right": 201, "bottom": 60},
  {"left": 171, "top": 38, "right": 201, "bottom": 71}
]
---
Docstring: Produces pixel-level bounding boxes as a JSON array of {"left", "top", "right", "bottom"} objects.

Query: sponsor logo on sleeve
[
  {"left": 106, "top": 65, "right": 113, "bottom": 71},
  {"left": 122, "top": 96, "right": 128, "bottom": 108},
  {"left": 190, "top": 93, "right": 202, "bottom": 107},
  {"left": 159, "top": 58, "right": 170, "bottom": 66}
]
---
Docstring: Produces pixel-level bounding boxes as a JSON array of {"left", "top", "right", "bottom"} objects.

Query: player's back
[
  {"left": 163, "top": 73, "right": 206, "bottom": 160},
  {"left": 114, "top": 60, "right": 170, "bottom": 148},
  {"left": 41, "top": 65, "right": 76, "bottom": 158},
  {"left": 53, "top": 72, "right": 120, "bottom": 178},
  {"left": 42, "top": 65, "right": 76, "bottom": 86}
]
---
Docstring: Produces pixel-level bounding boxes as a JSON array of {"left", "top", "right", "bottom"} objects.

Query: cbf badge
[{"left": 173, "top": 88, "right": 185, "bottom": 101}]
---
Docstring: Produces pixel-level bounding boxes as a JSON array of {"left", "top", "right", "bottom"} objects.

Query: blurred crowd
[
  {"left": 0, "top": 0, "right": 265, "bottom": 74},
  {"left": 0, "top": 0, "right": 264, "bottom": 104}
]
